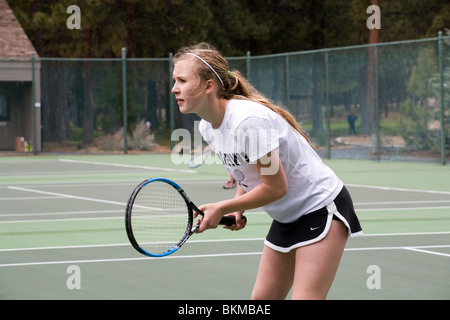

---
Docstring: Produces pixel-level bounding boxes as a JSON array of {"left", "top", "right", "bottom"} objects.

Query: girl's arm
[{"left": 196, "top": 151, "right": 287, "bottom": 233}]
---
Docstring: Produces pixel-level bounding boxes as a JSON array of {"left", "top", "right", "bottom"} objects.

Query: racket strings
[{"left": 131, "top": 181, "right": 190, "bottom": 255}]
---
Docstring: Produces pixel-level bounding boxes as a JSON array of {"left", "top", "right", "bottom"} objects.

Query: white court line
[
  {"left": 402, "top": 247, "right": 450, "bottom": 258},
  {"left": 362, "top": 231, "right": 450, "bottom": 237},
  {"left": 0, "top": 238, "right": 264, "bottom": 252},
  {"left": 0, "top": 216, "right": 124, "bottom": 223},
  {"left": 345, "top": 244, "right": 450, "bottom": 251},
  {"left": 346, "top": 183, "right": 450, "bottom": 196},
  {"left": 0, "top": 196, "right": 62, "bottom": 201},
  {"left": 0, "top": 252, "right": 264, "bottom": 267},
  {"left": 0, "top": 209, "right": 124, "bottom": 218},
  {"left": 356, "top": 200, "right": 450, "bottom": 205},
  {"left": 2, "top": 244, "right": 450, "bottom": 267},
  {"left": 2, "top": 233, "right": 449, "bottom": 253},
  {"left": 7, "top": 186, "right": 126, "bottom": 207},
  {"left": 59, "top": 158, "right": 196, "bottom": 174},
  {"left": 2, "top": 203, "right": 449, "bottom": 223},
  {"left": 356, "top": 206, "right": 450, "bottom": 212}
]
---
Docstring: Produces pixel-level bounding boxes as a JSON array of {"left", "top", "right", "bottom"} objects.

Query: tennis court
[{"left": 0, "top": 154, "right": 449, "bottom": 300}]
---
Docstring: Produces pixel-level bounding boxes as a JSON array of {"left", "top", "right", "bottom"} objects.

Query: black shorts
[{"left": 264, "top": 186, "right": 363, "bottom": 253}]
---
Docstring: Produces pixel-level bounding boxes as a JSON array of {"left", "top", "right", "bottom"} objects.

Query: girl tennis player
[{"left": 171, "top": 43, "right": 363, "bottom": 300}]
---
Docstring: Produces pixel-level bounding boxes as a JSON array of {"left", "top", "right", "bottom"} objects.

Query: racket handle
[{"left": 219, "top": 215, "right": 247, "bottom": 226}]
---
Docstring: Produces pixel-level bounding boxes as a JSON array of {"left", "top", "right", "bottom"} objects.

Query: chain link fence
[{"left": 1, "top": 34, "right": 449, "bottom": 163}]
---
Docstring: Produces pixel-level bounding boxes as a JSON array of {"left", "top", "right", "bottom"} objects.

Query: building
[{"left": 0, "top": 0, "right": 41, "bottom": 151}]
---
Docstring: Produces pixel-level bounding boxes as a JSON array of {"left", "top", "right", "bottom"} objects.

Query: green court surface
[{"left": 0, "top": 154, "right": 449, "bottom": 300}]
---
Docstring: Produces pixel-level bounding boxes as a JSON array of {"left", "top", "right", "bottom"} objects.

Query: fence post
[
  {"left": 324, "top": 51, "right": 331, "bottom": 159},
  {"left": 285, "top": 54, "right": 290, "bottom": 108},
  {"left": 31, "top": 53, "right": 37, "bottom": 155},
  {"left": 169, "top": 52, "right": 175, "bottom": 150},
  {"left": 122, "top": 47, "right": 128, "bottom": 154},
  {"left": 375, "top": 44, "right": 380, "bottom": 162},
  {"left": 438, "top": 31, "right": 446, "bottom": 165},
  {"left": 246, "top": 51, "right": 251, "bottom": 81}
]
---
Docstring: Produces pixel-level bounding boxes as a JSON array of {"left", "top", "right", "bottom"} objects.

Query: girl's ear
[{"left": 204, "top": 79, "right": 215, "bottom": 94}]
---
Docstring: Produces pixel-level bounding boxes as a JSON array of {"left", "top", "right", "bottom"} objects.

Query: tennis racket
[
  {"left": 125, "top": 178, "right": 246, "bottom": 257},
  {"left": 187, "top": 145, "right": 213, "bottom": 168}
]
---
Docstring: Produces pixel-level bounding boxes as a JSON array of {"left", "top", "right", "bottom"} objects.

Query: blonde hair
[{"left": 173, "top": 42, "right": 312, "bottom": 147}]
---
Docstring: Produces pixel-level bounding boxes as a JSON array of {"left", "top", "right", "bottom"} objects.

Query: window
[{"left": 0, "top": 95, "right": 9, "bottom": 121}]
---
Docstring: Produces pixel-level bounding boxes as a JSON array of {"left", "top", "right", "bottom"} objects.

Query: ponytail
[{"left": 227, "top": 70, "right": 313, "bottom": 148}]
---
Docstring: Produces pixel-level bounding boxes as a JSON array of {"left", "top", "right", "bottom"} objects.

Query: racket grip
[{"left": 219, "top": 215, "right": 247, "bottom": 226}]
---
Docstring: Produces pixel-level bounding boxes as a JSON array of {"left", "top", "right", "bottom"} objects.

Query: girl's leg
[
  {"left": 251, "top": 245, "right": 295, "bottom": 300},
  {"left": 291, "top": 219, "right": 348, "bottom": 300}
]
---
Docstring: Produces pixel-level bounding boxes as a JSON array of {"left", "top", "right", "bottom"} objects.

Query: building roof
[{"left": 0, "top": 0, "right": 39, "bottom": 57}]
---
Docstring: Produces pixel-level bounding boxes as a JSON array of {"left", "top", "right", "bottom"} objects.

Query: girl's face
[{"left": 171, "top": 59, "right": 207, "bottom": 114}]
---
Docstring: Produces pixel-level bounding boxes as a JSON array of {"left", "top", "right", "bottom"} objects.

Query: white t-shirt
[{"left": 199, "top": 99, "right": 343, "bottom": 223}]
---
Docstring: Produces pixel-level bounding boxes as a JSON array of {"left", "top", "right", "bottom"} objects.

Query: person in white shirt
[{"left": 171, "top": 42, "right": 362, "bottom": 300}]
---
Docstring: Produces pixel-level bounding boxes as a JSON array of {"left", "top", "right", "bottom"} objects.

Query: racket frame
[
  {"left": 125, "top": 178, "right": 194, "bottom": 257},
  {"left": 125, "top": 178, "right": 244, "bottom": 257}
]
